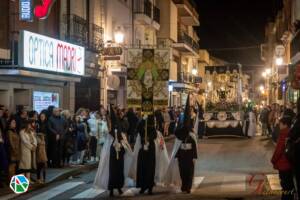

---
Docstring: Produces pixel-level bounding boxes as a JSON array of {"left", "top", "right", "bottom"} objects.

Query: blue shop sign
[{"left": 19, "top": 0, "right": 33, "bottom": 22}]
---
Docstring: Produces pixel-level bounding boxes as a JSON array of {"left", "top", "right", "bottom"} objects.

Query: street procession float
[{"left": 203, "top": 65, "right": 249, "bottom": 137}]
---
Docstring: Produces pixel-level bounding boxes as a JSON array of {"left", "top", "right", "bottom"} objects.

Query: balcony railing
[
  {"left": 63, "top": 14, "right": 104, "bottom": 53},
  {"left": 89, "top": 23, "right": 104, "bottom": 53},
  {"left": 64, "top": 14, "right": 88, "bottom": 46},
  {"left": 134, "top": 0, "right": 160, "bottom": 25},
  {"left": 178, "top": 31, "right": 200, "bottom": 52},
  {"left": 291, "top": 30, "right": 300, "bottom": 59},
  {"left": 134, "top": 0, "right": 152, "bottom": 17},
  {"left": 144, "top": 0, "right": 152, "bottom": 18},
  {"left": 153, "top": 6, "right": 160, "bottom": 23},
  {"left": 173, "top": 0, "right": 199, "bottom": 19},
  {"left": 178, "top": 72, "right": 202, "bottom": 84}
]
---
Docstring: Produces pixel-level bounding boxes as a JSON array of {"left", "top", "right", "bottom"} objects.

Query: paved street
[{"left": 4, "top": 136, "right": 281, "bottom": 200}]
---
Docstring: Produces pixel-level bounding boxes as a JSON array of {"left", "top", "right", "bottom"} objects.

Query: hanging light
[
  {"left": 275, "top": 57, "right": 283, "bottom": 66},
  {"left": 114, "top": 26, "right": 124, "bottom": 44}
]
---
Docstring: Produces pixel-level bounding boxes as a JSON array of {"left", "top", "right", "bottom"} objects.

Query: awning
[
  {"left": 0, "top": 67, "right": 81, "bottom": 82},
  {"left": 171, "top": 82, "right": 197, "bottom": 91}
]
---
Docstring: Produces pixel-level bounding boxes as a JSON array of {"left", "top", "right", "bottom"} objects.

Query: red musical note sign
[{"left": 34, "top": 0, "right": 56, "bottom": 20}]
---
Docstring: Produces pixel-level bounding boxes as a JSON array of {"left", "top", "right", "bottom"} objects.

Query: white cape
[
  {"left": 164, "top": 132, "right": 199, "bottom": 187},
  {"left": 248, "top": 112, "right": 257, "bottom": 137},
  {"left": 193, "top": 111, "right": 199, "bottom": 135},
  {"left": 93, "top": 133, "right": 133, "bottom": 190},
  {"left": 129, "top": 131, "right": 170, "bottom": 185}
]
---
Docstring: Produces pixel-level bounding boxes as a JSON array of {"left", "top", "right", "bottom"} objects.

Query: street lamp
[
  {"left": 262, "top": 68, "right": 271, "bottom": 105},
  {"left": 275, "top": 57, "right": 283, "bottom": 66},
  {"left": 114, "top": 27, "right": 124, "bottom": 44},
  {"left": 207, "top": 81, "right": 212, "bottom": 87},
  {"left": 192, "top": 67, "right": 197, "bottom": 75},
  {"left": 259, "top": 85, "right": 264, "bottom": 92}
]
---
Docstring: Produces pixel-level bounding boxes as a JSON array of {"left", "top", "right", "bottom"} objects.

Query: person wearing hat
[
  {"left": 93, "top": 105, "right": 132, "bottom": 197},
  {"left": 165, "top": 95, "right": 198, "bottom": 193},
  {"left": 130, "top": 114, "right": 169, "bottom": 195}
]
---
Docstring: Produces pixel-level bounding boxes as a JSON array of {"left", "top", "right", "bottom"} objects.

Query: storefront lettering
[
  {"left": 21, "top": 2, "right": 31, "bottom": 19},
  {"left": 57, "top": 44, "right": 78, "bottom": 73},
  {"left": 20, "top": 30, "right": 85, "bottom": 76},
  {"left": 29, "top": 36, "right": 54, "bottom": 68},
  {"left": 19, "top": 0, "right": 33, "bottom": 22}
]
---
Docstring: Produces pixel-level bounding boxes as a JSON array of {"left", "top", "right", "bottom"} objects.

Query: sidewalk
[{"left": 0, "top": 162, "right": 98, "bottom": 199}]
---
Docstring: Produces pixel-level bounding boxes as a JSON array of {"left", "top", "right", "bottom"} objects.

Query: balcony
[
  {"left": 88, "top": 23, "right": 104, "bottom": 53},
  {"left": 64, "top": 14, "right": 88, "bottom": 47},
  {"left": 178, "top": 72, "right": 202, "bottom": 84},
  {"left": 173, "top": 31, "right": 199, "bottom": 56},
  {"left": 134, "top": 0, "right": 160, "bottom": 30},
  {"left": 63, "top": 14, "right": 104, "bottom": 53},
  {"left": 153, "top": 6, "right": 160, "bottom": 24},
  {"left": 173, "top": 0, "right": 199, "bottom": 26},
  {"left": 171, "top": 71, "right": 202, "bottom": 92},
  {"left": 291, "top": 30, "right": 300, "bottom": 63}
]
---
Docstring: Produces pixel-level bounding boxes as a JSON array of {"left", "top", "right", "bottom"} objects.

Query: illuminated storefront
[{"left": 0, "top": 31, "right": 84, "bottom": 113}]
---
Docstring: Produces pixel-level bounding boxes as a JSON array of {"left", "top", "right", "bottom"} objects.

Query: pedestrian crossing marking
[
  {"left": 267, "top": 174, "right": 282, "bottom": 191},
  {"left": 28, "top": 181, "right": 84, "bottom": 200},
  {"left": 220, "top": 175, "right": 246, "bottom": 192},
  {"left": 70, "top": 188, "right": 105, "bottom": 199},
  {"left": 122, "top": 188, "right": 139, "bottom": 197},
  {"left": 193, "top": 176, "right": 204, "bottom": 188}
]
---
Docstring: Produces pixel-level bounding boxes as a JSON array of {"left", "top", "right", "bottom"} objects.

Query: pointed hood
[
  {"left": 175, "top": 94, "right": 192, "bottom": 140},
  {"left": 183, "top": 94, "right": 192, "bottom": 129}
]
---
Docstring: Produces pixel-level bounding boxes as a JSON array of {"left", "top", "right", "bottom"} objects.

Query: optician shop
[{"left": 0, "top": 30, "right": 85, "bottom": 113}]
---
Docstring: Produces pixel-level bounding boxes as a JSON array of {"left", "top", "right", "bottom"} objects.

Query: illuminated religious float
[{"left": 203, "top": 65, "right": 248, "bottom": 137}]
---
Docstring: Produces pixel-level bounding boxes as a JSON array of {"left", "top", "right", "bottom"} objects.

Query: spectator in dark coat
[
  {"left": 117, "top": 109, "right": 129, "bottom": 134},
  {"left": 168, "top": 107, "right": 176, "bottom": 135},
  {"left": 154, "top": 109, "right": 164, "bottom": 133},
  {"left": 271, "top": 117, "right": 294, "bottom": 200},
  {"left": 15, "top": 109, "right": 28, "bottom": 133},
  {"left": 61, "top": 110, "right": 75, "bottom": 166},
  {"left": 0, "top": 128, "right": 8, "bottom": 188},
  {"left": 289, "top": 97, "right": 300, "bottom": 199},
  {"left": 0, "top": 108, "right": 7, "bottom": 133},
  {"left": 47, "top": 108, "right": 67, "bottom": 168}
]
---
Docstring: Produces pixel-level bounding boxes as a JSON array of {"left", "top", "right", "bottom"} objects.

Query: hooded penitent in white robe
[
  {"left": 129, "top": 131, "right": 169, "bottom": 185},
  {"left": 164, "top": 132, "right": 198, "bottom": 187},
  {"left": 93, "top": 133, "right": 133, "bottom": 190},
  {"left": 247, "top": 112, "right": 257, "bottom": 137}
]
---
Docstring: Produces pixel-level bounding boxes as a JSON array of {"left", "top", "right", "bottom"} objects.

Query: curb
[{"left": 0, "top": 163, "right": 98, "bottom": 199}]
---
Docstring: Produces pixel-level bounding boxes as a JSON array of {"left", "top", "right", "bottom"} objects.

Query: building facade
[
  {"left": 157, "top": 0, "right": 201, "bottom": 107},
  {"left": 101, "top": 0, "right": 161, "bottom": 109},
  {"left": 261, "top": 0, "right": 300, "bottom": 105},
  {"left": 0, "top": 0, "right": 103, "bottom": 113}
]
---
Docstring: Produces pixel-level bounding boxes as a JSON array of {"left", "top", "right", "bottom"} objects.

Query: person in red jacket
[{"left": 271, "top": 116, "right": 295, "bottom": 200}]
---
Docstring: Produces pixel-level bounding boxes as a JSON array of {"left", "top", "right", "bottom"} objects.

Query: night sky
[{"left": 196, "top": 0, "right": 283, "bottom": 66}]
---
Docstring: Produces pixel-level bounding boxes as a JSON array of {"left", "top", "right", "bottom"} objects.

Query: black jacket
[{"left": 48, "top": 116, "right": 67, "bottom": 136}]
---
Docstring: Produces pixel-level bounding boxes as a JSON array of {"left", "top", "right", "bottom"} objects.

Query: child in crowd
[{"left": 36, "top": 131, "right": 48, "bottom": 183}]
